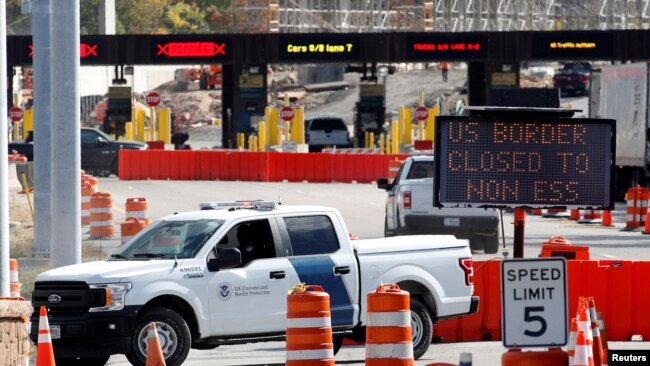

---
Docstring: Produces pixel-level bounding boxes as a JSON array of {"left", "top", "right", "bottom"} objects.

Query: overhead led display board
[
  {"left": 20, "top": 36, "right": 107, "bottom": 64},
  {"left": 531, "top": 32, "right": 614, "bottom": 59},
  {"left": 278, "top": 34, "right": 361, "bottom": 62},
  {"left": 434, "top": 116, "right": 615, "bottom": 209},
  {"left": 149, "top": 35, "right": 233, "bottom": 63},
  {"left": 406, "top": 33, "right": 488, "bottom": 61}
]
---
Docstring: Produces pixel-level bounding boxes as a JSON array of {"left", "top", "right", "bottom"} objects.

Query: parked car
[
  {"left": 552, "top": 61, "right": 592, "bottom": 96},
  {"left": 8, "top": 127, "right": 147, "bottom": 177},
  {"left": 304, "top": 116, "right": 353, "bottom": 152},
  {"left": 377, "top": 155, "right": 501, "bottom": 254}
]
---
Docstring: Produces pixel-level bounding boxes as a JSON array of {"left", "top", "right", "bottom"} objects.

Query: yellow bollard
[
  {"left": 398, "top": 106, "right": 412, "bottom": 145},
  {"left": 258, "top": 121, "right": 267, "bottom": 151},
  {"left": 368, "top": 132, "right": 375, "bottom": 148},
  {"left": 364, "top": 131, "right": 370, "bottom": 148},
  {"left": 237, "top": 133, "right": 245, "bottom": 150},
  {"left": 136, "top": 109, "right": 146, "bottom": 142},
  {"left": 125, "top": 122, "right": 134, "bottom": 140},
  {"left": 157, "top": 108, "right": 171, "bottom": 144},
  {"left": 391, "top": 120, "right": 399, "bottom": 154},
  {"left": 23, "top": 108, "right": 33, "bottom": 140},
  {"left": 427, "top": 105, "right": 439, "bottom": 142},
  {"left": 266, "top": 106, "right": 279, "bottom": 145},
  {"left": 295, "top": 106, "right": 305, "bottom": 144},
  {"left": 379, "top": 134, "right": 385, "bottom": 154}
]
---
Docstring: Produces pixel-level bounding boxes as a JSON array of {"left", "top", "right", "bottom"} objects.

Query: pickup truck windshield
[{"left": 112, "top": 219, "right": 223, "bottom": 259}]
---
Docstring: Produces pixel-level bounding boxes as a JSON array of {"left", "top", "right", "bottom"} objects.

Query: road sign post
[
  {"left": 146, "top": 92, "right": 161, "bottom": 140},
  {"left": 501, "top": 258, "right": 568, "bottom": 348}
]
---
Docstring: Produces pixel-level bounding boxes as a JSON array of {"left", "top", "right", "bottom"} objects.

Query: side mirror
[
  {"left": 377, "top": 177, "right": 391, "bottom": 190},
  {"left": 97, "top": 138, "right": 107, "bottom": 147},
  {"left": 207, "top": 248, "right": 242, "bottom": 272}
]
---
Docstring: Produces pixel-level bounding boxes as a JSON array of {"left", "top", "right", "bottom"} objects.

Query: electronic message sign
[
  {"left": 278, "top": 34, "right": 361, "bottom": 62},
  {"left": 434, "top": 115, "right": 615, "bottom": 209},
  {"left": 406, "top": 33, "right": 488, "bottom": 61},
  {"left": 19, "top": 36, "right": 107, "bottom": 64},
  {"left": 531, "top": 31, "right": 613, "bottom": 59},
  {"left": 150, "top": 35, "right": 232, "bottom": 64}
]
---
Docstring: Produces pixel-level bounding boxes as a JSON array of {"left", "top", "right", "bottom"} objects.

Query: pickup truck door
[
  {"left": 207, "top": 218, "right": 290, "bottom": 335},
  {"left": 279, "top": 213, "right": 360, "bottom": 328}
]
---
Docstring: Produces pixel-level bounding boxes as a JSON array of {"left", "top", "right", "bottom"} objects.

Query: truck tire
[
  {"left": 55, "top": 356, "right": 109, "bottom": 366},
  {"left": 125, "top": 307, "right": 192, "bottom": 366},
  {"left": 410, "top": 297, "right": 433, "bottom": 360}
]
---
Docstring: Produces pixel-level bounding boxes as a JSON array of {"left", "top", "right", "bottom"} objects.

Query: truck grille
[{"left": 32, "top": 281, "right": 106, "bottom": 315}]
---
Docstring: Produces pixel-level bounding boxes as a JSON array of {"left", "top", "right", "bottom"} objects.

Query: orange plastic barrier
[
  {"left": 120, "top": 150, "right": 408, "bottom": 183},
  {"left": 433, "top": 259, "right": 650, "bottom": 343},
  {"left": 365, "top": 283, "right": 414, "bottom": 366},
  {"left": 286, "top": 284, "right": 334, "bottom": 366},
  {"left": 89, "top": 192, "right": 114, "bottom": 239}
]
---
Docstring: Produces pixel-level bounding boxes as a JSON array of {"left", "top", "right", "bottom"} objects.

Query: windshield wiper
[
  {"left": 108, "top": 254, "right": 130, "bottom": 260},
  {"left": 133, "top": 253, "right": 168, "bottom": 259}
]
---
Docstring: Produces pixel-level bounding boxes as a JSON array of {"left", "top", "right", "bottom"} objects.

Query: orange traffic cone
[
  {"left": 597, "top": 312, "right": 609, "bottom": 366},
  {"left": 601, "top": 210, "right": 614, "bottom": 227},
  {"left": 574, "top": 330, "right": 595, "bottom": 366},
  {"left": 568, "top": 317, "right": 578, "bottom": 366},
  {"left": 146, "top": 322, "right": 166, "bottom": 366},
  {"left": 643, "top": 211, "right": 650, "bottom": 234},
  {"left": 588, "top": 298, "right": 604, "bottom": 366},
  {"left": 36, "top": 306, "right": 56, "bottom": 366}
]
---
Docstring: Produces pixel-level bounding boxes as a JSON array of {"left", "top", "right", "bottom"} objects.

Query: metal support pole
[
  {"left": 0, "top": 0, "right": 9, "bottom": 296},
  {"left": 513, "top": 208, "right": 526, "bottom": 258}
]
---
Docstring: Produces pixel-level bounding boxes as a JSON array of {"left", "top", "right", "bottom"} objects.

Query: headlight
[{"left": 89, "top": 283, "right": 132, "bottom": 312}]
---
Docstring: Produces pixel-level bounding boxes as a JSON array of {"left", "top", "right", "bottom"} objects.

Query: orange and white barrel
[
  {"left": 121, "top": 217, "right": 149, "bottom": 244},
  {"left": 365, "top": 283, "right": 414, "bottom": 366},
  {"left": 625, "top": 186, "right": 650, "bottom": 229},
  {"left": 90, "top": 192, "right": 115, "bottom": 238},
  {"left": 286, "top": 284, "right": 334, "bottom": 366},
  {"left": 9, "top": 258, "right": 20, "bottom": 297},
  {"left": 388, "top": 159, "right": 403, "bottom": 181},
  {"left": 126, "top": 197, "right": 149, "bottom": 224},
  {"left": 81, "top": 181, "right": 97, "bottom": 226}
]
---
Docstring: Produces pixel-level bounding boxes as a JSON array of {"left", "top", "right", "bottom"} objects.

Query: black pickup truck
[{"left": 8, "top": 127, "right": 147, "bottom": 177}]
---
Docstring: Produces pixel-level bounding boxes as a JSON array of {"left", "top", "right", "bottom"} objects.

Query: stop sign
[
  {"left": 146, "top": 91, "right": 161, "bottom": 107},
  {"left": 280, "top": 106, "right": 295, "bottom": 121},
  {"left": 9, "top": 106, "right": 23, "bottom": 122},
  {"left": 415, "top": 106, "right": 429, "bottom": 121}
]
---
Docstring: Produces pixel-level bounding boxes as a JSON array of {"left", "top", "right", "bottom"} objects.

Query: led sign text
[{"left": 435, "top": 117, "right": 614, "bottom": 208}]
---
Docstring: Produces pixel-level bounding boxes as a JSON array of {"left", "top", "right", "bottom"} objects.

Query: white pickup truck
[
  {"left": 30, "top": 200, "right": 478, "bottom": 366},
  {"left": 377, "top": 155, "right": 501, "bottom": 253}
]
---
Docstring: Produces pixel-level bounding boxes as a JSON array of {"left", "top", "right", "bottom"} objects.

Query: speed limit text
[{"left": 506, "top": 268, "right": 561, "bottom": 300}]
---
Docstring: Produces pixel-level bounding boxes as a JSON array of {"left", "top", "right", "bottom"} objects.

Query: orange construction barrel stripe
[{"left": 286, "top": 284, "right": 334, "bottom": 366}]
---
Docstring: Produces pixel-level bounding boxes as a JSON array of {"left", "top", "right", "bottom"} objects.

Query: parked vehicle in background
[
  {"left": 589, "top": 61, "right": 650, "bottom": 200},
  {"left": 30, "top": 200, "right": 478, "bottom": 366},
  {"left": 304, "top": 116, "right": 353, "bottom": 152},
  {"left": 7, "top": 127, "right": 147, "bottom": 177},
  {"left": 377, "top": 155, "right": 501, "bottom": 254},
  {"left": 552, "top": 61, "right": 592, "bottom": 96}
]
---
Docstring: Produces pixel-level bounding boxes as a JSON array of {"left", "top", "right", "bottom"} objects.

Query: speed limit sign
[{"left": 501, "top": 258, "right": 567, "bottom": 348}]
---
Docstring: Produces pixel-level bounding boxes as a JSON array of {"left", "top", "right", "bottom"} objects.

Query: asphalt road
[{"left": 83, "top": 178, "right": 650, "bottom": 366}]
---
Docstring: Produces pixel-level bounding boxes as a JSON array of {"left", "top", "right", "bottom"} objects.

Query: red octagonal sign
[
  {"left": 146, "top": 91, "right": 161, "bottom": 107},
  {"left": 415, "top": 106, "right": 429, "bottom": 121},
  {"left": 280, "top": 106, "right": 295, "bottom": 121},
  {"left": 9, "top": 106, "right": 23, "bottom": 122}
]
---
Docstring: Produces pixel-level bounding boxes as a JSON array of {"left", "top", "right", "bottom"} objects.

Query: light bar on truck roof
[{"left": 199, "top": 200, "right": 277, "bottom": 210}]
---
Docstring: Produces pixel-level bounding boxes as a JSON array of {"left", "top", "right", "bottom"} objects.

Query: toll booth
[{"left": 353, "top": 83, "right": 385, "bottom": 146}]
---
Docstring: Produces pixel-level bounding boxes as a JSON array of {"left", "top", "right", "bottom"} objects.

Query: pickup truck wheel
[
  {"left": 54, "top": 356, "right": 109, "bottom": 366},
  {"left": 410, "top": 298, "right": 433, "bottom": 360},
  {"left": 126, "top": 307, "right": 192, "bottom": 366}
]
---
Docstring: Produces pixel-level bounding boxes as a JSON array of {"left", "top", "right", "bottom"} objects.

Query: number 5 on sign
[{"left": 501, "top": 258, "right": 568, "bottom": 348}]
